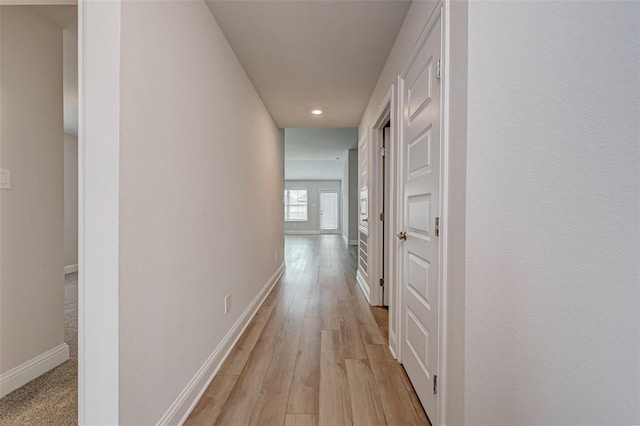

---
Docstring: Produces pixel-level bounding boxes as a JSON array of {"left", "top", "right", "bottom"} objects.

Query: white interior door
[
  {"left": 399, "top": 15, "right": 442, "bottom": 421},
  {"left": 320, "top": 190, "right": 338, "bottom": 232}
]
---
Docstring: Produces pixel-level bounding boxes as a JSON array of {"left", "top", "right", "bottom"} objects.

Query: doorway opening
[
  {"left": 380, "top": 121, "right": 391, "bottom": 306},
  {"left": 0, "top": 4, "right": 79, "bottom": 424}
]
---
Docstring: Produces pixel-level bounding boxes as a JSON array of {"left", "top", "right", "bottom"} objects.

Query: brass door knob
[{"left": 397, "top": 231, "right": 407, "bottom": 241}]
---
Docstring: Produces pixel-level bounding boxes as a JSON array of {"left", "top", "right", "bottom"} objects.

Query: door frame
[
  {"left": 0, "top": 2, "right": 120, "bottom": 422},
  {"left": 395, "top": 4, "right": 449, "bottom": 426},
  {"left": 318, "top": 187, "right": 341, "bottom": 234},
  {"left": 369, "top": 86, "right": 397, "bottom": 345},
  {"left": 78, "top": 1, "right": 120, "bottom": 423}
]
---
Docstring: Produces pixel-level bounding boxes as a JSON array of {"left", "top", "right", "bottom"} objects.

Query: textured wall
[{"left": 464, "top": 2, "right": 640, "bottom": 424}]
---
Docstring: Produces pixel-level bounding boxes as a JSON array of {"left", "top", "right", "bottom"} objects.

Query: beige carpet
[{"left": 0, "top": 273, "right": 78, "bottom": 425}]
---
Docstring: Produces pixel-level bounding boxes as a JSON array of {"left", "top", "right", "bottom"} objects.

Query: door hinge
[
  {"left": 435, "top": 217, "right": 440, "bottom": 237},
  {"left": 379, "top": 147, "right": 386, "bottom": 157},
  {"left": 433, "top": 374, "right": 438, "bottom": 395},
  {"left": 379, "top": 278, "right": 384, "bottom": 287},
  {"left": 380, "top": 212, "right": 384, "bottom": 221},
  {"left": 436, "top": 59, "right": 441, "bottom": 81}
]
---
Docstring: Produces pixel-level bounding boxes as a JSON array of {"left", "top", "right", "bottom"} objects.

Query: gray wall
[
  {"left": 341, "top": 156, "right": 349, "bottom": 241},
  {"left": 0, "top": 6, "right": 65, "bottom": 374},
  {"left": 347, "top": 148, "right": 358, "bottom": 243},
  {"left": 118, "top": 1, "right": 285, "bottom": 423},
  {"left": 284, "top": 180, "right": 342, "bottom": 234}
]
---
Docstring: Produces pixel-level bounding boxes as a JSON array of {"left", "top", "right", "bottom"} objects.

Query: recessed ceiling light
[{"left": 311, "top": 109, "right": 323, "bottom": 115}]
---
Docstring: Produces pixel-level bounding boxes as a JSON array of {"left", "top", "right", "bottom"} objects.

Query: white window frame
[{"left": 284, "top": 189, "right": 309, "bottom": 222}]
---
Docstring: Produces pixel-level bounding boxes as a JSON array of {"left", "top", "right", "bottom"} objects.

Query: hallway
[{"left": 186, "top": 235, "right": 429, "bottom": 425}]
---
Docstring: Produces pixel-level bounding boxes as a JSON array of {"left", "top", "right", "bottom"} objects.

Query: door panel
[
  {"left": 400, "top": 14, "right": 441, "bottom": 421},
  {"left": 320, "top": 190, "right": 338, "bottom": 231},
  {"left": 407, "top": 252, "right": 430, "bottom": 306}
]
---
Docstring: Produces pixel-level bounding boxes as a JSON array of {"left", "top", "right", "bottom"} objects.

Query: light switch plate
[{"left": 0, "top": 169, "right": 10, "bottom": 189}]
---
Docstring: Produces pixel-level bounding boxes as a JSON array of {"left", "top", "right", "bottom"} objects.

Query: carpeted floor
[{"left": 0, "top": 272, "right": 78, "bottom": 425}]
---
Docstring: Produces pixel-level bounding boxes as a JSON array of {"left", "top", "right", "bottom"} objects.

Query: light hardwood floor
[{"left": 186, "top": 235, "right": 430, "bottom": 426}]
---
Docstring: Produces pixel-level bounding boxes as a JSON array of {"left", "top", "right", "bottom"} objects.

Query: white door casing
[
  {"left": 382, "top": 126, "right": 391, "bottom": 306},
  {"left": 398, "top": 12, "right": 442, "bottom": 421}
]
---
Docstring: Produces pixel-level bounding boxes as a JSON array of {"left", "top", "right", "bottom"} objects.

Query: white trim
[
  {"left": 356, "top": 269, "right": 371, "bottom": 303},
  {"left": 158, "top": 262, "right": 286, "bottom": 426},
  {"left": 357, "top": 130, "right": 369, "bottom": 233},
  {"left": 342, "top": 233, "right": 349, "bottom": 245},
  {"left": 396, "top": 74, "right": 405, "bottom": 364},
  {"left": 65, "top": 264, "right": 78, "bottom": 274},
  {"left": 438, "top": 2, "right": 453, "bottom": 424},
  {"left": 397, "top": 5, "right": 447, "bottom": 425},
  {"left": 284, "top": 230, "right": 320, "bottom": 235},
  {"left": 0, "top": 343, "right": 69, "bottom": 398},
  {"left": 78, "top": 1, "right": 120, "bottom": 423},
  {"left": 388, "top": 330, "right": 398, "bottom": 360},
  {"left": 368, "top": 87, "right": 393, "bottom": 308}
]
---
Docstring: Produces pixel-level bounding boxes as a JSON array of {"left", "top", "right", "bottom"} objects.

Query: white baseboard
[
  {"left": 64, "top": 264, "right": 78, "bottom": 274},
  {"left": 157, "top": 262, "right": 286, "bottom": 426},
  {"left": 343, "top": 234, "right": 358, "bottom": 246},
  {"left": 284, "top": 230, "right": 320, "bottom": 235},
  {"left": 0, "top": 343, "right": 69, "bottom": 398},
  {"left": 389, "top": 330, "right": 398, "bottom": 360},
  {"left": 356, "top": 270, "right": 370, "bottom": 303},
  {"left": 341, "top": 235, "right": 358, "bottom": 246}
]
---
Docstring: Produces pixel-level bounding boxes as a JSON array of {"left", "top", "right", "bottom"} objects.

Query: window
[{"left": 284, "top": 189, "right": 308, "bottom": 221}]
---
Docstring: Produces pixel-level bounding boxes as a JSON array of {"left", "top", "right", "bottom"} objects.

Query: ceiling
[
  {"left": 206, "top": 0, "right": 411, "bottom": 128},
  {"left": 285, "top": 128, "right": 357, "bottom": 180}
]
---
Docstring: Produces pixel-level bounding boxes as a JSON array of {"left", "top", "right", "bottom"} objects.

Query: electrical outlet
[{"left": 224, "top": 295, "right": 230, "bottom": 314}]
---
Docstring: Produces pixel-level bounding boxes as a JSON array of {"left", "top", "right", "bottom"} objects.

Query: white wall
[
  {"left": 284, "top": 180, "right": 342, "bottom": 234},
  {"left": 0, "top": 5, "right": 65, "bottom": 374},
  {"left": 463, "top": 1, "right": 640, "bottom": 424},
  {"left": 118, "top": 1, "right": 284, "bottom": 423}
]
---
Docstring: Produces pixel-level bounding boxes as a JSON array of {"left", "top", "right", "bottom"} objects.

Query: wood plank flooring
[{"left": 186, "top": 235, "right": 429, "bottom": 426}]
